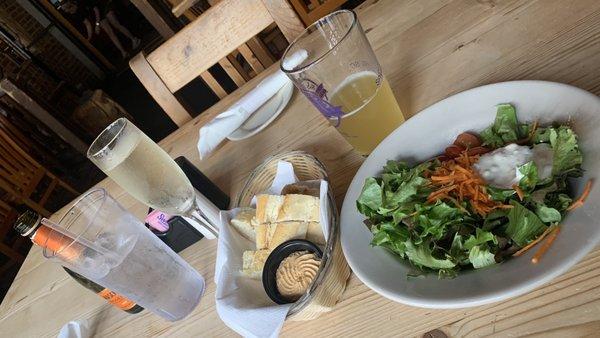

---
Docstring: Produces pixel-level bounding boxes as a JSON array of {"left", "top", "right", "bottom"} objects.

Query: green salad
[{"left": 357, "top": 104, "right": 588, "bottom": 277}]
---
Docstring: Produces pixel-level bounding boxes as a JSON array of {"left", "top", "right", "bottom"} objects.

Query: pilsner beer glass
[{"left": 281, "top": 10, "right": 405, "bottom": 155}]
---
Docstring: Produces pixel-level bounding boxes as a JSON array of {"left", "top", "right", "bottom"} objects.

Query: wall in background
[{"left": 0, "top": 1, "right": 100, "bottom": 89}]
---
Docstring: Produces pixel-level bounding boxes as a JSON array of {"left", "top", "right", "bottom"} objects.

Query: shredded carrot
[
  {"left": 427, "top": 150, "right": 510, "bottom": 216},
  {"left": 531, "top": 226, "right": 561, "bottom": 264},
  {"left": 566, "top": 201, "right": 584, "bottom": 211},
  {"left": 513, "top": 225, "right": 556, "bottom": 257},
  {"left": 495, "top": 204, "right": 515, "bottom": 209},
  {"left": 528, "top": 120, "right": 539, "bottom": 139},
  {"left": 567, "top": 180, "right": 593, "bottom": 211},
  {"left": 512, "top": 184, "right": 525, "bottom": 201}
]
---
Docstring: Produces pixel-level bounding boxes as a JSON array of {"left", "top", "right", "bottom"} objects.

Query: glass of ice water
[
  {"left": 44, "top": 188, "right": 204, "bottom": 321},
  {"left": 87, "top": 118, "right": 220, "bottom": 239}
]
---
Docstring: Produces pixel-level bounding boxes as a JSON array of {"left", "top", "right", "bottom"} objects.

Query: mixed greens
[{"left": 357, "top": 104, "right": 585, "bottom": 277}]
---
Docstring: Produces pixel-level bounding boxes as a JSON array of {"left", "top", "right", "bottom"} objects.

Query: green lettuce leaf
[
  {"left": 549, "top": 126, "right": 583, "bottom": 176},
  {"left": 494, "top": 103, "right": 520, "bottom": 143},
  {"left": 376, "top": 160, "right": 433, "bottom": 213},
  {"left": 357, "top": 177, "right": 383, "bottom": 216},
  {"left": 414, "top": 202, "right": 462, "bottom": 241},
  {"left": 487, "top": 187, "right": 515, "bottom": 202},
  {"left": 384, "top": 176, "right": 428, "bottom": 209},
  {"left": 464, "top": 228, "right": 497, "bottom": 250},
  {"left": 535, "top": 205, "right": 562, "bottom": 223},
  {"left": 506, "top": 200, "right": 547, "bottom": 246},
  {"left": 480, "top": 126, "right": 504, "bottom": 148},
  {"left": 482, "top": 209, "right": 509, "bottom": 231},
  {"left": 449, "top": 233, "right": 469, "bottom": 265},
  {"left": 518, "top": 161, "right": 538, "bottom": 191},
  {"left": 371, "top": 222, "right": 410, "bottom": 257},
  {"left": 532, "top": 127, "right": 552, "bottom": 143},
  {"left": 480, "top": 104, "right": 524, "bottom": 148},
  {"left": 383, "top": 160, "right": 409, "bottom": 174},
  {"left": 545, "top": 192, "right": 572, "bottom": 213},
  {"left": 404, "top": 240, "right": 456, "bottom": 270},
  {"left": 469, "top": 245, "right": 497, "bottom": 268}
]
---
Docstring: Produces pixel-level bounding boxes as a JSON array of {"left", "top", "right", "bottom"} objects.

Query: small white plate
[{"left": 227, "top": 81, "right": 295, "bottom": 141}]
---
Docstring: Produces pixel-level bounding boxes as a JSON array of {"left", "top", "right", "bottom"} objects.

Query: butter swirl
[{"left": 275, "top": 251, "right": 321, "bottom": 301}]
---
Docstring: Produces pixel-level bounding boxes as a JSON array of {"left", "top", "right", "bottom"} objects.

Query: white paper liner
[{"left": 214, "top": 161, "right": 329, "bottom": 338}]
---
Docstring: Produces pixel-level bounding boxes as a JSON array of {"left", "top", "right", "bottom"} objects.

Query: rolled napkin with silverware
[{"left": 197, "top": 50, "right": 308, "bottom": 159}]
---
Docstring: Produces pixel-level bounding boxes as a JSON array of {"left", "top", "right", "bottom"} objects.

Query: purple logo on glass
[{"left": 299, "top": 79, "right": 344, "bottom": 127}]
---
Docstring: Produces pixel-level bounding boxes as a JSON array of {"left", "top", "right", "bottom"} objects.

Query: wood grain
[
  {"left": 248, "top": 37, "right": 276, "bottom": 68},
  {"left": 164, "top": 0, "right": 250, "bottom": 89},
  {"left": 218, "top": 57, "right": 247, "bottom": 87},
  {"left": 262, "top": 0, "right": 306, "bottom": 42},
  {"left": 199, "top": 71, "right": 227, "bottom": 99},
  {"left": 147, "top": 0, "right": 275, "bottom": 92},
  {"left": 129, "top": 53, "right": 192, "bottom": 127},
  {"left": 2, "top": 0, "right": 600, "bottom": 336},
  {"left": 130, "top": 0, "right": 176, "bottom": 39},
  {"left": 171, "top": 0, "right": 200, "bottom": 17},
  {"left": 290, "top": 0, "right": 348, "bottom": 26},
  {"left": 238, "top": 43, "right": 266, "bottom": 74}
]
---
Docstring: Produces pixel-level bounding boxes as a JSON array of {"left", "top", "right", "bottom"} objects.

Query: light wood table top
[{"left": 2, "top": 0, "right": 600, "bottom": 336}]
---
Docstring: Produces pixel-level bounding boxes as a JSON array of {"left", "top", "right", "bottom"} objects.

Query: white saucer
[{"left": 227, "top": 81, "right": 295, "bottom": 141}]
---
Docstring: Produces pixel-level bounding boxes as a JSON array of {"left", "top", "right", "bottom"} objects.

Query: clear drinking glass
[
  {"left": 87, "top": 118, "right": 219, "bottom": 239},
  {"left": 281, "top": 9, "right": 405, "bottom": 156},
  {"left": 43, "top": 188, "right": 204, "bottom": 321}
]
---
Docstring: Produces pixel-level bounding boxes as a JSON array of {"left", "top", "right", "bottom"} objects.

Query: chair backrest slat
[
  {"left": 129, "top": 53, "right": 193, "bottom": 126},
  {"left": 146, "top": 0, "right": 276, "bottom": 93},
  {"left": 261, "top": 0, "right": 306, "bottom": 41},
  {"left": 0, "top": 128, "right": 39, "bottom": 171},
  {"left": 0, "top": 128, "right": 40, "bottom": 193}
]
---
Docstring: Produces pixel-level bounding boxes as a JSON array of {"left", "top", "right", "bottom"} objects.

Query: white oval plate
[
  {"left": 340, "top": 81, "right": 600, "bottom": 309},
  {"left": 227, "top": 81, "right": 294, "bottom": 141}
]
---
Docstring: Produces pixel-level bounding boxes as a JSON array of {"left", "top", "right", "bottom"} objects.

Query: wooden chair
[
  {"left": 130, "top": 0, "right": 243, "bottom": 99},
  {"left": 129, "top": 0, "right": 305, "bottom": 127},
  {"left": 0, "top": 112, "right": 33, "bottom": 155},
  {"left": 289, "top": 0, "right": 348, "bottom": 26},
  {"left": 169, "top": 0, "right": 277, "bottom": 85},
  {"left": 0, "top": 127, "right": 79, "bottom": 217},
  {"left": 0, "top": 199, "right": 24, "bottom": 276}
]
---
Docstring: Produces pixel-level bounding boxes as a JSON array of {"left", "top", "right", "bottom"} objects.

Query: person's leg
[
  {"left": 106, "top": 11, "right": 140, "bottom": 49},
  {"left": 100, "top": 20, "right": 127, "bottom": 58}
]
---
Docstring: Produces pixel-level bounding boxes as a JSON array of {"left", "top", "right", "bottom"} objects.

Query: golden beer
[{"left": 330, "top": 72, "right": 405, "bottom": 155}]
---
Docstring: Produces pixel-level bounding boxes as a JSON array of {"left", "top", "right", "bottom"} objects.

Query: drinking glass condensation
[
  {"left": 281, "top": 10, "right": 404, "bottom": 155},
  {"left": 43, "top": 189, "right": 204, "bottom": 321},
  {"left": 87, "top": 118, "right": 219, "bottom": 239}
]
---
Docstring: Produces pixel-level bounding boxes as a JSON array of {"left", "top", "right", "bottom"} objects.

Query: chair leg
[
  {"left": 47, "top": 172, "right": 79, "bottom": 196},
  {"left": 22, "top": 199, "right": 50, "bottom": 217},
  {"left": 12, "top": 236, "right": 27, "bottom": 252},
  {"left": 39, "top": 177, "right": 59, "bottom": 206},
  {"left": 0, "top": 260, "right": 17, "bottom": 277},
  {"left": 0, "top": 242, "right": 24, "bottom": 263},
  {"left": 247, "top": 37, "right": 275, "bottom": 68}
]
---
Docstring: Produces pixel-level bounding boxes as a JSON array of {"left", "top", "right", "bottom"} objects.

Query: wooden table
[{"left": 2, "top": 0, "right": 600, "bottom": 336}]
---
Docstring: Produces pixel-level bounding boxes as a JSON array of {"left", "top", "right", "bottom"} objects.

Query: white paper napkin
[
  {"left": 215, "top": 161, "right": 329, "bottom": 338},
  {"left": 57, "top": 320, "right": 91, "bottom": 338},
  {"left": 197, "top": 51, "right": 308, "bottom": 159}
]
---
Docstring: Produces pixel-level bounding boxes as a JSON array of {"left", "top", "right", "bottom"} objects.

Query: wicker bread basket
[{"left": 234, "top": 151, "right": 351, "bottom": 321}]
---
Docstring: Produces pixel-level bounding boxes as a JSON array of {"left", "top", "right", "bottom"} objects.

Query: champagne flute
[{"left": 87, "top": 118, "right": 219, "bottom": 239}]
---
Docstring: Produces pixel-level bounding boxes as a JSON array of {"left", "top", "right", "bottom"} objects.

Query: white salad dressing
[{"left": 474, "top": 143, "right": 554, "bottom": 189}]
